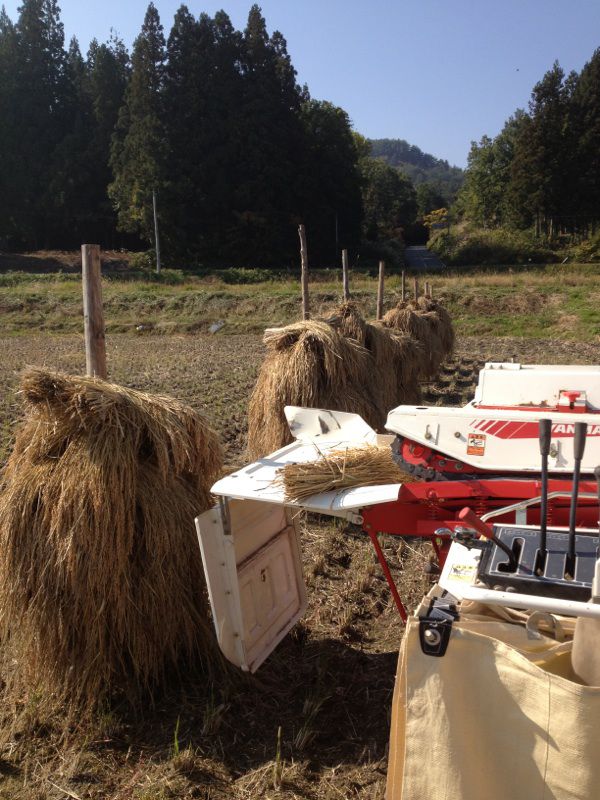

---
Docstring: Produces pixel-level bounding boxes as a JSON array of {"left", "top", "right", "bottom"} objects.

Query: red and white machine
[
  {"left": 196, "top": 362, "right": 600, "bottom": 671},
  {"left": 389, "top": 362, "right": 600, "bottom": 479}
]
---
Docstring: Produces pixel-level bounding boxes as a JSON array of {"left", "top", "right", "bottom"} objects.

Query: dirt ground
[{"left": 0, "top": 332, "right": 599, "bottom": 799}]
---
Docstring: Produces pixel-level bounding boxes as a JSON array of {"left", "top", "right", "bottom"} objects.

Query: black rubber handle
[
  {"left": 574, "top": 422, "right": 587, "bottom": 461},
  {"left": 539, "top": 418, "right": 552, "bottom": 456}
]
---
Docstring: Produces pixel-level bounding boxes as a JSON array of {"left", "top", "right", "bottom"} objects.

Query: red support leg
[{"left": 367, "top": 528, "right": 407, "bottom": 623}]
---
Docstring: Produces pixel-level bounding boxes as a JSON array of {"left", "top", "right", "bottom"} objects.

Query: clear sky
[{"left": 4, "top": 0, "right": 600, "bottom": 167}]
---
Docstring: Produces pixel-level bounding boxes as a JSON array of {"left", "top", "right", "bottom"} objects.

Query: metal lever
[
  {"left": 566, "top": 422, "right": 587, "bottom": 577},
  {"left": 458, "top": 507, "right": 517, "bottom": 570},
  {"left": 538, "top": 418, "right": 552, "bottom": 564},
  {"left": 594, "top": 466, "right": 600, "bottom": 535}
]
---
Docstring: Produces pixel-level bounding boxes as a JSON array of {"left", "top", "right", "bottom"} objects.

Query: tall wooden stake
[
  {"left": 429, "top": 283, "right": 434, "bottom": 299},
  {"left": 81, "top": 244, "right": 107, "bottom": 379},
  {"left": 152, "top": 188, "right": 161, "bottom": 275},
  {"left": 376, "top": 260, "right": 385, "bottom": 320},
  {"left": 341, "top": 249, "right": 350, "bottom": 301},
  {"left": 401, "top": 270, "right": 406, "bottom": 302},
  {"left": 413, "top": 276, "right": 419, "bottom": 300},
  {"left": 298, "top": 224, "right": 310, "bottom": 320},
  {"left": 425, "top": 281, "right": 430, "bottom": 298}
]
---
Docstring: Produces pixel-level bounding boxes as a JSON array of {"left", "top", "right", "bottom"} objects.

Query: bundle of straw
[
  {"left": 415, "top": 296, "right": 455, "bottom": 355},
  {"left": 247, "top": 320, "right": 382, "bottom": 459},
  {"left": 278, "top": 445, "right": 413, "bottom": 502},
  {"left": 0, "top": 368, "right": 223, "bottom": 710},
  {"left": 382, "top": 297, "right": 454, "bottom": 379},
  {"left": 329, "top": 302, "right": 423, "bottom": 409}
]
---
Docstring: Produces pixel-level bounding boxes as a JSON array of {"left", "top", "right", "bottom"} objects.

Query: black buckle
[{"left": 418, "top": 596, "right": 459, "bottom": 657}]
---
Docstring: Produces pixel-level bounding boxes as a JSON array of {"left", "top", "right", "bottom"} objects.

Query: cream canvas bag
[{"left": 387, "top": 605, "right": 600, "bottom": 800}]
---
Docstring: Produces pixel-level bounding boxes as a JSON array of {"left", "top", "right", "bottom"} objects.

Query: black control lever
[
  {"left": 566, "top": 422, "right": 587, "bottom": 578},
  {"left": 595, "top": 466, "right": 600, "bottom": 535},
  {"left": 538, "top": 418, "right": 552, "bottom": 565}
]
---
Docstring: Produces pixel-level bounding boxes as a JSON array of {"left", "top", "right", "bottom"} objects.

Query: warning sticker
[
  {"left": 467, "top": 432, "right": 486, "bottom": 456},
  {"left": 448, "top": 563, "right": 478, "bottom": 583}
]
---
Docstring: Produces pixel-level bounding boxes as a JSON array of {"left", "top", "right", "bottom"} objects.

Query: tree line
[
  {"left": 369, "top": 138, "right": 464, "bottom": 205},
  {"left": 0, "top": 1, "right": 421, "bottom": 267},
  {"left": 458, "top": 50, "right": 600, "bottom": 239}
]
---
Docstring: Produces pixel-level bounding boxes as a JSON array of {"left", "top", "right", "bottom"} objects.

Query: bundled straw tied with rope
[
  {"left": 382, "top": 297, "right": 454, "bottom": 379},
  {"left": 247, "top": 320, "right": 382, "bottom": 459},
  {"left": 0, "top": 368, "right": 223, "bottom": 710},
  {"left": 278, "top": 444, "right": 415, "bottom": 503},
  {"left": 247, "top": 303, "right": 435, "bottom": 460},
  {"left": 329, "top": 302, "right": 423, "bottom": 410}
]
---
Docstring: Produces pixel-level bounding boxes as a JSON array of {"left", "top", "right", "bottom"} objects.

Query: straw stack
[
  {"left": 0, "top": 368, "right": 223, "bottom": 710},
  {"left": 247, "top": 320, "right": 381, "bottom": 459}
]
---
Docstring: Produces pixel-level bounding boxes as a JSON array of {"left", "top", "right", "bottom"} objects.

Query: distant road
[{"left": 404, "top": 245, "right": 446, "bottom": 272}]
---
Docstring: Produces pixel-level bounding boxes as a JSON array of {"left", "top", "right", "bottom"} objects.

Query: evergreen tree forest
[
  {"left": 0, "top": 1, "right": 421, "bottom": 267},
  {"left": 369, "top": 138, "right": 464, "bottom": 205},
  {"left": 459, "top": 51, "right": 600, "bottom": 239}
]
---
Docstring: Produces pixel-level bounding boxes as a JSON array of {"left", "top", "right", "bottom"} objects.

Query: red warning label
[{"left": 467, "top": 433, "right": 486, "bottom": 456}]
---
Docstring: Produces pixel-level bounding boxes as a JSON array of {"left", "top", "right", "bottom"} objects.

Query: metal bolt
[
  {"left": 454, "top": 431, "right": 461, "bottom": 439},
  {"left": 424, "top": 628, "right": 441, "bottom": 646}
]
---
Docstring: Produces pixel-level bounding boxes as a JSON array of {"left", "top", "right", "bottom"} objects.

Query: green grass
[{"left": 1, "top": 264, "right": 600, "bottom": 340}]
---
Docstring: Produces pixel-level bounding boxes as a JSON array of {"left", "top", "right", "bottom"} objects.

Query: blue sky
[{"left": 4, "top": 0, "right": 600, "bottom": 167}]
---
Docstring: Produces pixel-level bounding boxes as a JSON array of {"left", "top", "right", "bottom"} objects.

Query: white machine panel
[
  {"left": 385, "top": 405, "right": 600, "bottom": 474},
  {"left": 211, "top": 407, "right": 402, "bottom": 518},
  {"left": 474, "top": 362, "right": 600, "bottom": 409}
]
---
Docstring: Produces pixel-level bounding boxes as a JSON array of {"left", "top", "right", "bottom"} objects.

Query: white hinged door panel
[{"left": 196, "top": 498, "right": 307, "bottom": 672}]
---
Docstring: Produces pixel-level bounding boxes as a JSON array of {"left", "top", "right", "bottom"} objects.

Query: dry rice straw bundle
[
  {"left": 278, "top": 444, "right": 414, "bottom": 502},
  {"left": 415, "top": 295, "right": 455, "bottom": 355},
  {"left": 0, "top": 368, "right": 223, "bottom": 710},
  {"left": 247, "top": 320, "right": 382, "bottom": 459},
  {"left": 382, "top": 298, "right": 454, "bottom": 379},
  {"left": 330, "top": 302, "right": 423, "bottom": 409}
]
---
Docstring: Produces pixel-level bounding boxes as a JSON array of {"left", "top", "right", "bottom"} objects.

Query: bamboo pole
[
  {"left": 401, "top": 270, "right": 406, "bottom": 302},
  {"left": 429, "top": 283, "right": 434, "bottom": 299},
  {"left": 81, "top": 244, "right": 107, "bottom": 379},
  {"left": 376, "top": 260, "right": 385, "bottom": 320},
  {"left": 341, "top": 249, "right": 350, "bottom": 301},
  {"left": 298, "top": 224, "right": 310, "bottom": 320},
  {"left": 413, "top": 276, "right": 419, "bottom": 300}
]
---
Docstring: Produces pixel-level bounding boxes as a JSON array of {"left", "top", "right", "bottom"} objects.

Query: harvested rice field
[{"left": 0, "top": 331, "right": 599, "bottom": 800}]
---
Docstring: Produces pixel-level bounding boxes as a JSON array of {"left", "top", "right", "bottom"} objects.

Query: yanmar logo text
[{"left": 470, "top": 420, "right": 600, "bottom": 439}]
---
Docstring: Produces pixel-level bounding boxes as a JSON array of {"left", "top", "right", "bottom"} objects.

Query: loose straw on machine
[{"left": 278, "top": 444, "right": 414, "bottom": 503}]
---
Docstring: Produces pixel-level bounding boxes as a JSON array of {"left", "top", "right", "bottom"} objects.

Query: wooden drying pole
[
  {"left": 298, "top": 224, "right": 310, "bottom": 320},
  {"left": 376, "top": 260, "right": 385, "bottom": 320},
  {"left": 341, "top": 249, "right": 350, "bottom": 301},
  {"left": 81, "top": 244, "right": 107, "bottom": 379}
]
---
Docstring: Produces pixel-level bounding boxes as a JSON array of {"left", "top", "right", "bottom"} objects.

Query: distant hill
[{"left": 369, "top": 138, "right": 464, "bottom": 203}]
